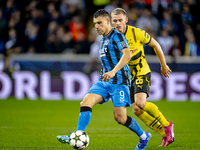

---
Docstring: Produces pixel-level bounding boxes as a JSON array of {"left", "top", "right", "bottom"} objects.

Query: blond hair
[{"left": 111, "top": 8, "right": 127, "bottom": 16}]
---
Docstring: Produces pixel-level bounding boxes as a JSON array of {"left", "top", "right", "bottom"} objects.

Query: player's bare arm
[
  {"left": 148, "top": 37, "right": 172, "bottom": 78},
  {"left": 102, "top": 48, "right": 132, "bottom": 82}
]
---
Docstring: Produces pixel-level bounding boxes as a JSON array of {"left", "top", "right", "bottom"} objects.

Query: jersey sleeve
[
  {"left": 113, "top": 33, "right": 129, "bottom": 51},
  {"left": 136, "top": 28, "right": 151, "bottom": 45}
]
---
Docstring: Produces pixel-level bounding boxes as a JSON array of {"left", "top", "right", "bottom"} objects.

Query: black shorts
[{"left": 130, "top": 72, "right": 151, "bottom": 104}]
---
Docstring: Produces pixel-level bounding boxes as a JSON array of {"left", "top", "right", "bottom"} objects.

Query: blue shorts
[{"left": 87, "top": 81, "right": 131, "bottom": 107}]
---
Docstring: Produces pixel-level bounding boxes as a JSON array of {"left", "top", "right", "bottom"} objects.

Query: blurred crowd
[{"left": 0, "top": 0, "right": 200, "bottom": 59}]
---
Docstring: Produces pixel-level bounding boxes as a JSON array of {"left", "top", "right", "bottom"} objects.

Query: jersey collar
[{"left": 103, "top": 28, "right": 114, "bottom": 38}]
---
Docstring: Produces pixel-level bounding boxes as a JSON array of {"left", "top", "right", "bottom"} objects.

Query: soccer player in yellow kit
[{"left": 111, "top": 8, "right": 175, "bottom": 146}]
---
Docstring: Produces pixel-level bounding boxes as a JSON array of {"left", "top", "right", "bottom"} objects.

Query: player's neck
[
  {"left": 122, "top": 25, "right": 127, "bottom": 35},
  {"left": 103, "top": 26, "right": 113, "bottom": 37}
]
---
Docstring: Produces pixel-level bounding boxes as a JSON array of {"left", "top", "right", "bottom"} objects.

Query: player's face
[
  {"left": 111, "top": 14, "right": 128, "bottom": 34},
  {"left": 93, "top": 16, "right": 110, "bottom": 36}
]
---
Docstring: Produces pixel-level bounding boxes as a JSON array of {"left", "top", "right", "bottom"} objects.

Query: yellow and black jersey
[{"left": 124, "top": 25, "right": 151, "bottom": 79}]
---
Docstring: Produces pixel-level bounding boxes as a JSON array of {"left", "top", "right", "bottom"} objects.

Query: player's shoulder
[
  {"left": 127, "top": 25, "right": 145, "bottom": 33},
  {"left": 112, "top": 29, "right": 126, "bottom": 39},
  {"left": 113, "top": 28, "right": 124, "bottom": 35}
]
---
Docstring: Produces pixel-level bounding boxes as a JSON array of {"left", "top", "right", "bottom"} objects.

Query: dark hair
[{"left": 93, "top": 9, "right": 110, "bottom": 19}]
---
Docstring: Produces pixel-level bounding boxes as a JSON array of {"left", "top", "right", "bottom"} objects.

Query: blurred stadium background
[
  {"left": 0, "top": 0, "right": 199, "bottom": 101},
  {"left": 0, "top": 0, "right": 200, "bottom": 149}
]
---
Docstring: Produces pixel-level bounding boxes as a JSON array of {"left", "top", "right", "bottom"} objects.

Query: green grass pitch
[{"left": 0, "top": 98, "right": 200, "bottom": 150}]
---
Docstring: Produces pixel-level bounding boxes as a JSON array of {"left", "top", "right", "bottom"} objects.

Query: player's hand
[
  {"left": 102, "top": 71, "right": 116, "bottom": 82},
  {"left": 161, "top": 65, "right": 172, "bottom": 78}
]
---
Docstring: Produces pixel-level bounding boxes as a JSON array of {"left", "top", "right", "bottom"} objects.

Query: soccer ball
[{"left": 70, "top": 131, "right": 89, "bottom": 150}]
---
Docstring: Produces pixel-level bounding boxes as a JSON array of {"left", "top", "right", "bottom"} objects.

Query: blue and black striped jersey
[{"left": 99, "top": 29, "right": 131, "bottom": 86}]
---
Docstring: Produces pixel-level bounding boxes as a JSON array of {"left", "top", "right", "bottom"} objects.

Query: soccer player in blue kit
[{"left": 57, "top": 9, "right": 151, "bottom": 150}]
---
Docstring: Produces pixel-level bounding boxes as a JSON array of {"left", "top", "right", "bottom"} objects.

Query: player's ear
[
  {"left": 107, "top": 18, "right": 110, "bottom": 25},
  {"left": 125, "top": 17, "right": 128, "bottom": 23}
]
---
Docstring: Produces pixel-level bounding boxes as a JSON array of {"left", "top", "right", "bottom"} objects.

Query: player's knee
[
  {"left": 80, "top": 96, "right": 89, "bottom": 107},
  {"left": 132, "top": 105, "right": 143, "bottom": 116},
  {"left": 114, "top": 114, "right": 126, "bottom": 124},
  {"left": 136, "top": 101, "right": 146, "bottom": 109},
  {"left": 80, "top": 101, "right": 84, "bottom": 107}
]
